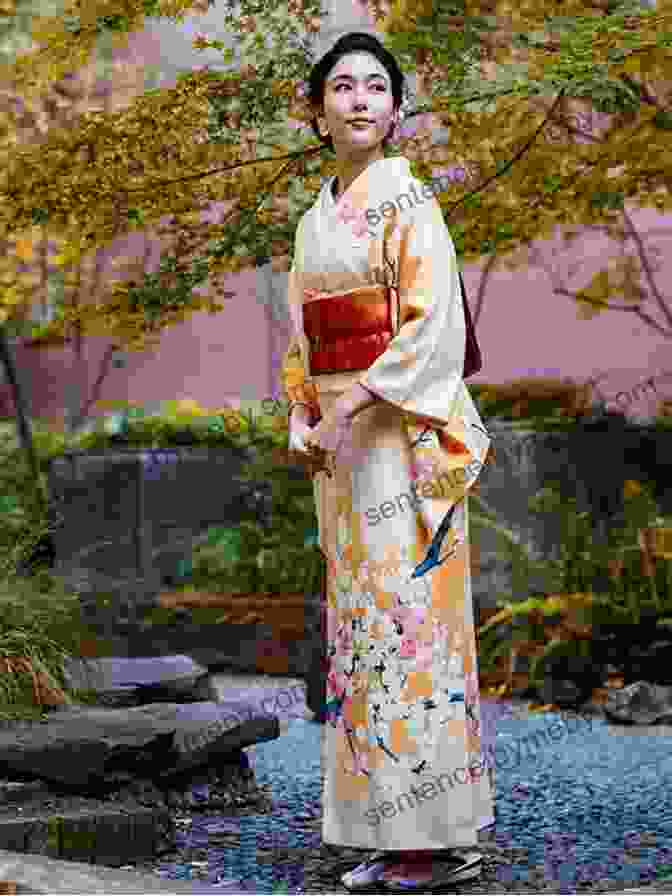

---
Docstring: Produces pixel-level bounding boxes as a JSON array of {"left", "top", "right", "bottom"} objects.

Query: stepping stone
[
  {"left": 0, "top": 702, "right": 279, "bottom": 791},
  {"left": 0, "top": 805, "right": 173, "bottom": 867},
  {"left": 62, "top": 655, "right": 218, "bottom": 707},
  {"left": 209, "top": 679, "right": 307, "bottom": 722},
  {"left": 604, "top": 680, "right": 672, "bottom": 725},
  {"left": 0, "top": 848, "right": 205, "bottom": 893},
  {"left": 0, "top": 781, "right": 50, "bottom": 807}
]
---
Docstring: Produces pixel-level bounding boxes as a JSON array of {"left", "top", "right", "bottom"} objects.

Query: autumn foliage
[{"left": 0, "top": 0, "right": 671, "bottom": 357}]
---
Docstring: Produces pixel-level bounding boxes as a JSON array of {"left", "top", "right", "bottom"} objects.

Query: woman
[{"left": 280, "top": 31, "right": 494, "bottom": 892}]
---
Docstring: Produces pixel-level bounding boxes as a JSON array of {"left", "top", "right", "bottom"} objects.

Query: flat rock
[
  {"left": 0, "top": 804, "right": 174, "bottom": 867},
  {"left": 0, "top": 702, "right": 279, "bottom": 791},
  {"left": 604, "top": 680, "right": 672, "bottom": 725},
  {"left": 0, "top": 847, "right": 205, "bottom": 893},
  {"left": 62, "top": 655, "right": 218, "bottom": 707},
  {"left": 624, "top": 640, "right": 672, "bottom": 686},
  {"left": 0, "top": 780, "right": 50, "bottom": 807}
]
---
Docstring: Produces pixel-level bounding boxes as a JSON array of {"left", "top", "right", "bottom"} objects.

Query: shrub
[{"left": 473, "top": 477, "right": 672, "bottom": 694}]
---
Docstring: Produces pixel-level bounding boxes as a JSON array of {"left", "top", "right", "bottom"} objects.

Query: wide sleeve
[
  {"left": 279, "top": 216, "right": 320, "bottom": 416},
  {"left": 358, "top": 197, "right": 466, "bottom": 430},
  {"left": 358, "top": 196, "right": 492, "bottom": 517}
]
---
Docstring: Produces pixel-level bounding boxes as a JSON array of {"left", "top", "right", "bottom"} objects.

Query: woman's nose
[{"left": 351, "top": 94, "right": 370, "bottom": 110}]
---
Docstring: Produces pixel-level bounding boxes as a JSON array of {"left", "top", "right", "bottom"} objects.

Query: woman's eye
[{"left": 334, "top": 84, "right": 387, "bottom": 92}]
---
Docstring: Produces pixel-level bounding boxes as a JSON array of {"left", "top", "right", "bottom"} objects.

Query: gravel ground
[
  {"left": 5, "top": 675, "right": 672, "bottom": 894},
  {"left": 118, "top": 682, "right": 672, "bottom": 894}
]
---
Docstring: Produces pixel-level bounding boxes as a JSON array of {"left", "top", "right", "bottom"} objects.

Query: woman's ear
[{"left": 311, "top": 102, "right": 328, "bottom": 137}]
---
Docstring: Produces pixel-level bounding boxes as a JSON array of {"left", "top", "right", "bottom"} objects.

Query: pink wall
[
  {"left": 463, "top": 203, "right": 672, "bottom": 420},
  {"left": 12, "top": 197, "right": 671, "bottom": 426},
  {"left": 6, "top": 26, "right": 672, "bottom": 427},
  {"left": 11, "top": 257, "right": 294, "bottom": 421},
  {"left": 10, "top": 201, "right": 672, "bottom": 427}
]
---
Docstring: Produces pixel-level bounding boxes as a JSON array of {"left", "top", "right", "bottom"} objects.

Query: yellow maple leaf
[
  {"left": 14, "top": 237, "right": 35, "bottom": 262},
  {"left": 174, "top": 399, "right": 206, "bottom": 416},
  {"left": 623, "top": 479, "right": 643, "bottom": 499}
]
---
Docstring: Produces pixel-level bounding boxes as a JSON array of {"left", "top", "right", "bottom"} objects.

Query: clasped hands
[{"left": 289, "top": 405, "right": 356, "bottom": 477}]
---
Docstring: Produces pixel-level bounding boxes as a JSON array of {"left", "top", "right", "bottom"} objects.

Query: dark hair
[{"left": 308, "top": 32, "right": 405, "bottom": 152}]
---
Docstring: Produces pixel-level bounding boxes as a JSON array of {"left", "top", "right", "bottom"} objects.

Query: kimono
[{"left": 280, "top": 156, "right": 494, "bottom": 851}]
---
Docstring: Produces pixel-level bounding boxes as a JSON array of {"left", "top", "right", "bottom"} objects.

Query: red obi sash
[
  {"left": 302, "top": 273, "right": 482, "bottom": 378},
  {"left": 302, "top": 286, "right": 395, "bottom": 375}
]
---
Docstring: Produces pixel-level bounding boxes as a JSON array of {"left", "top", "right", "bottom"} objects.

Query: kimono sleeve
[
  {"left": 359, "top": 197, "right": 491, "bottom": 530},
  {"left": 279, "top": 216, "right": 320, "bottom": 415},
  {"left": 280, "top": 336, "right": 320, "bottom": 411},
  {"left": 358, "top": 196, "right": 466, "bottom": 429}
]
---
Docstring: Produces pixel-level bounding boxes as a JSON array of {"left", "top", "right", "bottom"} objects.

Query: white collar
[{"left": 323, "top": 156, "right": 411, "bottom": 207}]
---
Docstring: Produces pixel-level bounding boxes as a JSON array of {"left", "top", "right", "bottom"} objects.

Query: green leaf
[
  {"left": 62, "top": 15, "right": 81, "bottom": 33},
  {"left": 0, "top": 495, "right": 18, "bottom": 513},
  {"left": 590, "top": 190, "right": 625, "bottom": 210},
  {"left": 496, "top": 223, "right": 514, "bottom": 239},
  {"left": 543, "top": 174, "right": 563, "bottom": 194},
  {"left": 46, "top": 270, "right": 65, "bottom": 306},
  {"left": 96, "top": 14, "right": 129, "bottom": 32},
  {"left": 607, "top": 47, "right": 630, "bottom": 63},
  {"left": 653, "top": 110, "right": 672, "bottom": 131},
  {"left": 31, "top": 208, "right": 50, "bottom": 225},
  {"left": 463, "top": 194, "right": 482, "bottom": 210}
]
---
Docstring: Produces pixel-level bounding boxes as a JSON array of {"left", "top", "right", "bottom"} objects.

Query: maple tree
[
  {"left": 0, "top": 0, "right": 209, "bottom": 336},
  {"left": 379, "top": 0, "right": 672, "bottom": 335},
  {"left": 0, "top": 0, "right": 215, "bottom": 439},
  {"left": 0, "top": 0, "right": 206, "bottom": 512},
  {"left": 0, "top": 0, "right": 671, "bottom": 362}
]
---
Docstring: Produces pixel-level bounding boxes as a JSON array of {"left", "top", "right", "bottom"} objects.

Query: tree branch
[
  {"left": 443, "top": 87, "right": 568, "bottom": 224},
  {"left": 69, "top": 342, "right": 118, "bottom": 432},
  {"left": 550, "top": 286, "right": 670, "bottom": 340},
  {"left": 519, "top": 203, "right": 672, "bottom": 342},
  {"left": 120, "top": 143, "right": 326, "bottom": 195},
  {"left": 0, "top": 326, "right": 47, "bottom": 515},
  {"left": 621, "top": 206, "right": 672, "bottom": 330},
  {"left": 618, "top": 73, "right": 668, "bottom": 110},
  {"left": 472, "top": 251, "right": 499, "bottom": 330}
]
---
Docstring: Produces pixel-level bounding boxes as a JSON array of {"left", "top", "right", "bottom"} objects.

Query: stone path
[{"left": 210, "top": 670, "right": 311, "bottom": 734}]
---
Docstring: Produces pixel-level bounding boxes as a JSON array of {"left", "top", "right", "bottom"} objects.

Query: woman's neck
[{"left": 332, "top": 152, "right": 386, "bottom": 201}]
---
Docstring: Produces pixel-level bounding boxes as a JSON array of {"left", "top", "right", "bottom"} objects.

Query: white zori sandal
[
  {"left": 381, "top": 850, "right": 483, "bottom": 892},
  {"left": 341, "top": 852, "right": 394, "bottom": 891},
  {"left": 341, "top": 850, "right": 483, "bottom": 892}
]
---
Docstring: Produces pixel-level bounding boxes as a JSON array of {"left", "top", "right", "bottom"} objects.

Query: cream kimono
[{"left": 280, "top": 156, "right": 494, "bottom": 850}]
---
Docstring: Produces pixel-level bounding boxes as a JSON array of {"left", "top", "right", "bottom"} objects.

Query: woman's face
[{"left": 316, "top": 51, "right": 397, "bottom": 158}]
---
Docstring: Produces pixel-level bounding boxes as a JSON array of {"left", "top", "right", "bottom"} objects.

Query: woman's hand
[
  {"left": 288, "top": 405, "right": 316, "bottom": 454},
  {"left": 287, "top": 405, "right": 334, "bottom": 478},
  {"left": 304, "top": 407, "right": 358, "bottom": 468}
]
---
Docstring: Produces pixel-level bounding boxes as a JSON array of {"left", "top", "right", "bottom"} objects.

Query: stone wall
[
  {"left": 42, "top": 419, "right": 672, "bottom": 679},
  {"left": 46, "top": 445, "right": 264, "bottom": 622},
  {"left": 471, "top": 416, "right": 672, "bottom": 616}
]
